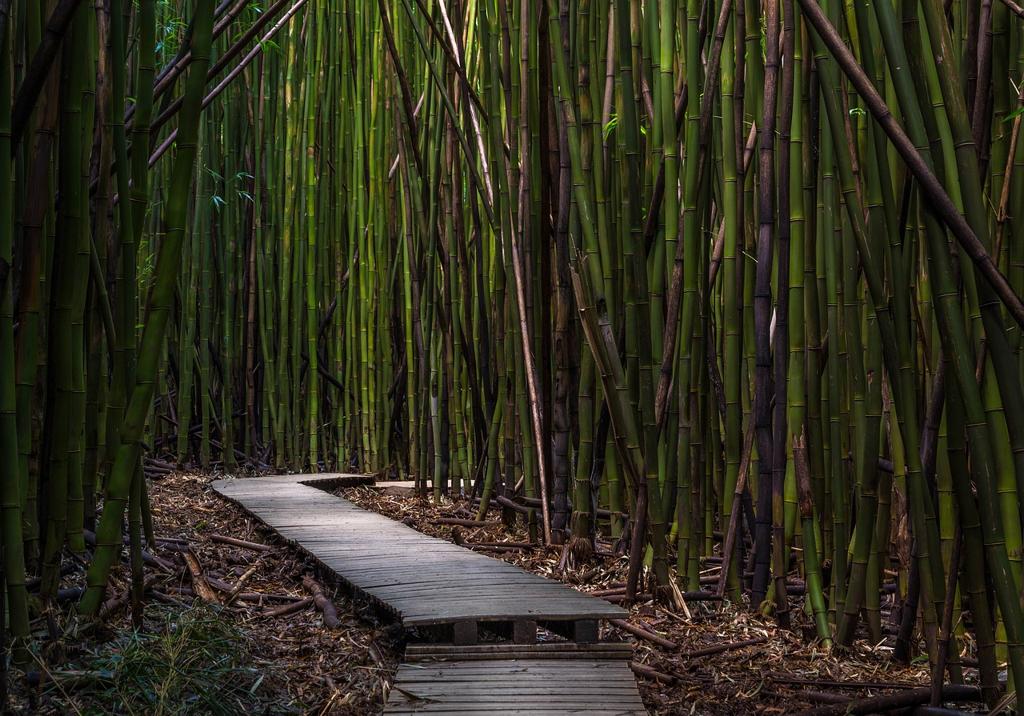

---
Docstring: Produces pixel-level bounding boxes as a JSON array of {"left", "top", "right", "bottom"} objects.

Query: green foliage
[
  {"left": 603, "top": 114, "right": 618, "bottom": 140},
  {"left": 154, "top": 13, "right": 187, "bottom": 60},
  {"left": 54, "top": 607, "right": 277, "bottom": 716},
  {"left": 1005, "top": 105, "right": 1024, "bottom": 123}
]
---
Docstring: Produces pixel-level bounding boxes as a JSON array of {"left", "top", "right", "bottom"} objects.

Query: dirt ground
[{"left": 25, "top": 475, "right": 977, "bottom": 714}]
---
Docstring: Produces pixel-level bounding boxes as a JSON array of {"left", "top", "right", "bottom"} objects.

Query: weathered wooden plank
[
  {"left": 405, "top": 642, "right": 633, "bottom": 661},
  {"left": 368, "top": 581, "right": 581, "bottom": 596},
  {"left": 401, "top": 607, "right": 620, "bottom": 627},
  {"left": 388, "top": 695, "right": 645, "bottom": 705},
  {"left": 390, "top": 685, "right": 642, "bottom": 695},
  {"left": 388, "top": 710, "right": 634, "bottom": 713},
  {"left": 385, "top": 659, "right": 646, "bottom": 714},
  {"left": 393, "top": 663, "right": 633, "bottom": 675}
]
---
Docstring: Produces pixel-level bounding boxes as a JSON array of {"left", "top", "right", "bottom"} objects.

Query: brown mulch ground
[{"left": 339, "top": 484, "right": 975, "bottom": 716}]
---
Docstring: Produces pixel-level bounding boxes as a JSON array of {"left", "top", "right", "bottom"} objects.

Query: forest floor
[
  {"left": 26, "top": 472, "right": 400, "bottom": 715},
  {"left": 22, "top": 475, "right": 976, "bottom": 715}
]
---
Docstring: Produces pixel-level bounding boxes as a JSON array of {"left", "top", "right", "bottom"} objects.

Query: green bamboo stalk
[
  {"left": 0, "top": 2, "right": 31, "bottom": 659},
  {"left": 81, "top": 0, "right": 216, "bottom": 616}
]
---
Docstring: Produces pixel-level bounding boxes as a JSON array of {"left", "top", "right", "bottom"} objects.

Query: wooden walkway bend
[{"left": 212, "top": 473, "right": 648, "bottom": 715}]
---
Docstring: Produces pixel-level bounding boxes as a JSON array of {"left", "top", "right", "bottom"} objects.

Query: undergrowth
[{"left": 50, "top": 605, "right": 281, "bottom": 715}]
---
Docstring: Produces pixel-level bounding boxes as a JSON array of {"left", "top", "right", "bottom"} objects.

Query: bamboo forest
[{"left": 2, "top": 0, "right": 1024, "bottom": 712}]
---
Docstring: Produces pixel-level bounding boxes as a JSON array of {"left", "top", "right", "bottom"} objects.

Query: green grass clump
[{"left": 57, "top": 605, "right": 278, "bottom": 715}]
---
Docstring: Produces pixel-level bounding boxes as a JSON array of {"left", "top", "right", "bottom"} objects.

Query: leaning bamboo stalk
[
  {"left": 796, "top": 0, "right": 1024, "bottom": 329},
  {"left": 146, "top": 0, "right": 310, "bottom": 170},
  {"left": 9, "top": 0, "right": 86, "bottom": 146},
  {"left": 81, "top": 0, "right": 216, "bottom": 616}
]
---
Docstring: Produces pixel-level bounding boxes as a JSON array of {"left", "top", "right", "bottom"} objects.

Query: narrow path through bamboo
[{"left": 212, "top": 474, "right": 648, "bottom": 715}]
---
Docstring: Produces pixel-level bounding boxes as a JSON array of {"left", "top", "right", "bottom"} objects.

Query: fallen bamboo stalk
[
  {"left": 302, "top": 575, "right": 340, "bottom": 628},
  {"left": 170, "top": 584, "right": 302, "bottom": 605},
  {"left": 205, "top": 576, "right": 237, "bottom": 593},
  {"left": 469, "top": 544, "right": 529, "bottom": 553},
  {"left": 629, "top": 661, "right": 678, "bottom": 684},
  {"left": 601, "top": 592, "right": 653, "bottom": 604},
  {"left": 210, "top": 534, "right": 273, "bottom": 552},
  {"left": 681, "top": 591, "right": 725, "bottom": 602},
  {"left": 149, "top": 590, "right": 188, "bottom": 608},
  {"left": 769, "top": 674, "right": 919, "bottom": 691},
  {"left": 682, "top": 636, "right": 767, "bottom": 658},
  {"left": 183, "top": 550, "right": 220, "bottom": 603},
  {"left": 762, "top": 690, "right": 851, "bottom": 706},
  {"left": 433, "top": 517, "right": 502, "bottom": 528},
  {"left": 494, "top": 495, "right": 530, "bottom": 515},
  {"left": 235, "top": 592, "right": 301, "bottom": 605},
  {"left": 792, "top": 685, "right": 982, "bottom": 715},
  {"left": 518, "top": 496, "right": 627, "bottom": 520},
  {"left": 263, "top": 597, "right": 314, "bottom": 618},
  {"left": 610, "top": 619, "right": 678, "bottom": 650}
]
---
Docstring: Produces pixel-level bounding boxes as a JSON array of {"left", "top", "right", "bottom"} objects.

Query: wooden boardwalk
[
  {"left": 212, "top": 474, "right": 626, "bottom": 637},
  {"left": 212, "top": 473, "right": 647, "bottom": 715},
  {"left": 385, "top": 659, "right": 646, "bottom": 714}
]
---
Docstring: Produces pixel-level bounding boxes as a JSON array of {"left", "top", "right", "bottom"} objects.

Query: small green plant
[{"left": 57, "top": 606, "right": 273, "bottom": 715}]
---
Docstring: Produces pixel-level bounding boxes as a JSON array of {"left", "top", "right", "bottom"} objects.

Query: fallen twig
[{"left": 225, "top": 562, "right": 261, "bottom": 606}]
